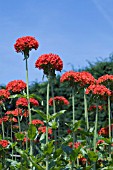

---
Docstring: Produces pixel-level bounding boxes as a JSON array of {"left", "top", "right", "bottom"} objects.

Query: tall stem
[
  {"left": 72, "top": 88, "right": 75, "bottom": 169},
  {"left": 93, "top": 102, "right": 98, "bottom": 170},
  {"left": 46, "top": 78, "right": 50, "bottom": 170},
  {"left": 108, "top": 95, "right": 111, "bottom": 158},
  {"left": 84, "top": 88, "right": 89, "bottom": 130},
  {"left": 51, "top": 81, "right": 57, "bottom": 149},
  {"left": 0, "top": 107, "right": 5, "bottom": 139},
  {"left": 25, "top": 56, "right": 33, "bottom": 157},
  {"left": 2, "top": 122, "right": 5, "bottom": 139}
]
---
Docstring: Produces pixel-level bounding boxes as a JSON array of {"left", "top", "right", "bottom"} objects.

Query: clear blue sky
[{"left": 0, "top": 0, "right": 113, "bottom": 85}]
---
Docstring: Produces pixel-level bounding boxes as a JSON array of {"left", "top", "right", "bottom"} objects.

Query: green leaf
[
  {"left": 31, "top": 108, "right": 47, "bottom": 120},
  {"left": 88, "top": 151, "right": 98, "bottom": 162},
  {"left": 44, "top": 141, "right": 54, "bottom": 155},
  {"left": 0, "top": 163, "right": 2, "bottom": 169},
  {"left": 53, "top": 148, "right": 63, "bottom": 158},
  {"left": 73, "top": 120, "right": 81, "bottom": 132},
  {"left": 50, "top": 110, "right": 66, "bottom": 121},
  {"left": 28, "top": 124, "right": 37, "bottom": 140},
  {"left": 15, "top": 132, "right": 24, "bottom": 140}
]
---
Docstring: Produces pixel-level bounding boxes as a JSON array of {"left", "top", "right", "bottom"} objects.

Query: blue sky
[{"left": 0, "top": 0, "right": 113, "bottom": 85}]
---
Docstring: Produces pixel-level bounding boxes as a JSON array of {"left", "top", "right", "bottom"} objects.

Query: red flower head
[
  {"left": 38, "top": 126, "right": 52, "bottom": 135},
  {"left": 14, "top": 36, "right": 39, "bottom": 56},
  {"left": 49, "top": 96, "right": 69, "bottom": 106},
  {"left": 16, "top": 97, "right": 39, "bottom": 108},
  {"left": 68, "top": 142, "right": 81, "bottom": 149},
  {"left": 31, "top": 119, "right": 44, "bottom": 126},
  {"left": 16, "top": 98, "right": 28, "bottom": 107},
  {"left": 79, "top": 71, "right": 96, "bottom": 86},
  {"left": 96, "top": 140, "right": 105, "bottom": 145},
  {"left": 89, "top": 105, "right": 103, "bottom": 111},
  {"left": 35, "top": 53, "right": 63, "bottom": 76},
  {"left": 97, "top": 74, "right": 113, "bottom": 84},
  {"left": 60, "top": 71, "right": 80, "bottom": 86},
  {"left": 98, "top": 127, "right": 109, "bottom": 137},
  {"left": 0, "top": 140, "right": 9, "bottom": 148},
  {"left": 5, "top": 108, "right": 23, "bottom": 117},
  {"left": 85, "top": 84, "right": 111, "bottom": 96},
  {"left": 29, "top": 98, "right": 39, "bottom": 106},
  {"left": 6, "top": 80, "right": 26, "bottom": 93},
  {"left": 0, "top": 89, "right": 10, "bottom": 100}
]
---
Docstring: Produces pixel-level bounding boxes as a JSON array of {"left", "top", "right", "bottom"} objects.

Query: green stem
[
  {"left": 2, "top": 121, "right": 5, "bottom": 139},
  {"left": 108, "top": 95, "right": 111, "bottom": 158},
  {"left": 93, "top": 102, "right": 98, "bottom": 170},
  {"left": 72, "top": 88, "right": 75, "bottom": 170},
  {"left": 25, "top": 56, "right": 33, "bottom": 157},
  {"left": 46, "top": 78, "right": 50, "bottom": 170},
  {"left": 84, "top": 88, "right": 89, "bottom": 130},
  {"left": 18, "top": 115, "right": 21, "bottom": 132},
  {"left": 0, "top": 107, "right": 5, "bottom": 139},
  {"left": 84, "top": 89, "right": 89, "bottom": 167},
  {"left": 51, "top": 81, "right": 57, "bottom": 149},
  {"left": 11, "top": 121, "right": 14, "bottom": 160}
]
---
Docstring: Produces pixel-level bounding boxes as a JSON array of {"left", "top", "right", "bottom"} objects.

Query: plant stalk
[{"left": 46, "top": 77, "right": 50, "bottom": 170}]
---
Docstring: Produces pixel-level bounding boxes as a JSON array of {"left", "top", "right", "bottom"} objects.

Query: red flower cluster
[
  {"left": 35, "top": 53, "right": 63, "bottom": 74},
  {"left": 31, "top": 119, "right": 44, "bottom": 126},
  {"left": 97, "top": 74, "right": 113, "bottom": 84},
  {"left": 6, "top": 80, "right": 26, "bottom": 93},
  {"left": 79, "top": 157, "right": 87, "bottom": 165},
  {"left": 38, "top": 126, "right": 52, "bottom": 135},
  {"left": 85, "top": 84, "right": 111, "bottom": 96},
  {"left": 14, "top": 36, "right": 39, "bottom": 53},
  {"left": 89, "top": 105, "right": 103, "bottom": 111},
  {"left": 0, "top": 116, "right": 9, "bottom": 124},
  {"left": 98, "top": 127, "right": 109, "bottom": 136},
  {"left": 79, "top": 71, "right": 96, "bottom": 86},
  {"left": 0, "top": 89, "right": 10, "bottom": 99},
  {"left": 60, "top": 71, "right": 80, "bottom": 84},
  {"left": 0, "top": 140, "right": 9, "bottom": 148},
  {"left": 49, "top": 96, "right": 69, "bottom": 106},
  {"left": 68, "top": 142, "right": 81, "bottom": 149},
  {"left": 96, "top": 140, "right": 105, "bottom": 145},
  {"left": 5, "top": 108, "right": 23, "bottom": 117},
  {"left": 67, "top": 129, "right": 72, "bottom": 134},
  {"left": 16, "top": 97, "right": 39, "bottom": 107},
  {"left": 29, "top": 98, "right": 39, "bottom": 106}
]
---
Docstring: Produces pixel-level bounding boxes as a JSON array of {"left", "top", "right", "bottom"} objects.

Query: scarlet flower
[
  {"left": 98, "top": 127, "right": 109, "bottom": 136},
  {"left": 6, "top": 80, "right": 26, "bottom": 93},
  {"left": 16, "top": 97, "right": 39, "bottom": 108},
  {"left": 5, "top": 108, "right": 22, "bottom": 117},
  {"left": 14, "top": 36, "right": 39, "bottom": 54},
  {"left": 49, "top": 96, "right": 69, "bottom": 106},
  {"left": 2, "top": 116, "right": 9, "bottom": 122},
  {"left": 68, "top": 142, "right": 81, "bottom": 149},
  {"left": 97, "top": 74, "right": 113, "bottom": 84},
  {"left": 79, "top": 157, "right": 87, "bottom": 165},
  {"left": 0, "top": 89, "right": 10, "bottom": 99},
  {"left": 29, "top": 98, "right": 39, "bottom": 106},
  {"left": 79, "top": 71, "right": 96, "bottom": 86},
  {"left": 0, "top": 140, "right": 9, "bottom": 148},
  {"left": 38, "top": 126, "right": 52, "bottom": 135},
  {"left": 96, "top": 140, "right": 105, "bottom": 145},
  {"left": 16, "top": 98, "right": 28, "bottom": 107},
  {"left": 67, "top": 129, "right": 72, "bottom": 134},
  {"left": 23, "top": 109, "right": 29, "bottom": 117},
  {"left": 60, "top": 71, "right": 80, "bottom": 85},
  {"left": 35, "top": 53, "right": 63, "bottom": 75},
  {"left": 9, "top": 117, "right": 18, "bottom": 123},
  {"left": 31, "top": 119, "right": 44, "bottom": 126},
  {"left": 89, "top": 105, "right": 103, "bottom": 111},
  {"left": 85, "top": 84, "right": 111, "bottom": 96}
]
